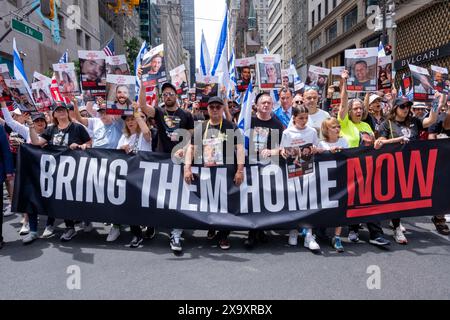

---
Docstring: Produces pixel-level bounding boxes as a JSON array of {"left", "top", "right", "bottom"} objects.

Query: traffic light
[{"left": 40, "top": 0, "right": 55, "bottom": 20}]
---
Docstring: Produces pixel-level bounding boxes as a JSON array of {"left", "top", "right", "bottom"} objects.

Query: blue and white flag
[
  {"left": 200, "top": 30, "right": 211, "bottom": 76},
  {"left": 237, "top": 80, "right": 254, "bottom": 150},
  {"left": 378, "top": 41, "right": 386, "bottom": 58},
  {"left": 270, "top": 89, "right": 280, "bottom": 109},
  {"left": 228, "top": 49, "right": 238, "bottom": 99},
  {"left": 263, "top": 47, "right": 270, "bottom": 54},
  {"left": 13, "top": 38, "right": 34, "bottom": 104},
  {"left": 135, "top": 41, "right": 148, "bottom": 100},
  {"left": 59, "top": 50, "right": 69, "bottom": 63},
  {"left": 210, "top": 5, "right": 228, "bottom": 77},
  {"left": 289, "top": 59, "right": 304, "bottom": 90}
]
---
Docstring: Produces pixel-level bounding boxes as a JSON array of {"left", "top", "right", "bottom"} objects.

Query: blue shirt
[
  {"left": 274, "top": 106, "right": 293, "bottom": 128},
  {"left": 0, "top": 126, "right": 14, "bottom": 184},
  {"left": 89, "top": 118, "right": 124, "bottom": 149}
]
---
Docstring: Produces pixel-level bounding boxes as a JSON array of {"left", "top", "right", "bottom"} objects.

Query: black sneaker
[
  {"left": 369, "top": 237, "right": 391, "bottom": 247},
  {"left": 257, "top": 230, "right": 269, "bottom": 244},
  {"left": 129, "top": 236, "right": 143, "bottom": 248},
  {"left": 144, "top": 227, "right": 156, "bottom": 240},
  {"left": 432, "top": 217, "right": 450, "bottom": 236},
  {"left": 170, "top": 237, "right": 182, "bottom": 252}
]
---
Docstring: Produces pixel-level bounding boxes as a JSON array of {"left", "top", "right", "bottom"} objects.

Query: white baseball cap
[{"left": 369, "top": 94, "right": 382, "bottom": 105}]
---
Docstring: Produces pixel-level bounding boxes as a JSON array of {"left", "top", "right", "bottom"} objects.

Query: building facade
[
  {"left": 181, "top": 0, "right": 196, "bottom": 85},
  {"left": 0, "top": 0, "right": 101, "bottom": 78},
  {"left": 139, "top": 0, "right": 161, "bottom": 48},
  {"left": 306, "top": 0, "right": 450, "bottom": 85}
]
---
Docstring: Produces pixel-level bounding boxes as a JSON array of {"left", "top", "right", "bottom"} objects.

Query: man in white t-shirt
[{"left": 304, "top": 88, "right": 330, "bottom": 134}]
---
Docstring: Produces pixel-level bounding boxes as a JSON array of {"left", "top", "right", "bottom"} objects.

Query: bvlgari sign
[{"left": 394, "top": 42, "right": 450, "bottom": 70}]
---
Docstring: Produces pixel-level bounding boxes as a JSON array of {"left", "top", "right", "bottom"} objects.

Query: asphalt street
[{"left": 1, "top": 209, "right": 450, "bottom": 300}]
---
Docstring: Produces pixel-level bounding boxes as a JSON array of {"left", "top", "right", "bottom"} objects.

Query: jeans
[
  {"left": 350, "top": 222, "right": 384, "bottom": 240},
  {"left": 0, "top": 187, "right": 3, "bottom": 243}
]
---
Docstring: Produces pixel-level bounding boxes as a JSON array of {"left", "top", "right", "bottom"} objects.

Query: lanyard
[{"left": 203, "top": 120, "right": 223, "bottom": 141}]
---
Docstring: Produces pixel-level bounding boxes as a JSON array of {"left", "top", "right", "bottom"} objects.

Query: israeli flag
[
  {"left": 13, "top": 38, "right": 34, "bottom": 104},
  {"left": 200, "top": 30, "right": 211, "bottom": 76},
  {"left": 210, "top": 5, "right": 228, "bottom": 77},
  {"left": 270, "top": 89, "right": 280, "bottom": 109},
  {"left": 135, "top": 41, "right": 148, "bottom": 101},
  {"left": 237, "top": 80, "right": 254, "bottom": 150},
  {"left": 228, "top": 49, "right": 237, "bottom": 99},
  {"left": 289, "top": 59, "right": 304, "bottom": 89},
  {"left": 378, "top": 41, "right": 386, "bottom": 58},
  {"left": 263, "top": 47, "right": 270, "bottom": 54},
  {"left": 59, "top": 50, "right": 69, "bottom": 63}
]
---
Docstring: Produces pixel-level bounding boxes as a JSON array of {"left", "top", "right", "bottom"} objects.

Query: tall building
[
  {"left": 0, "top": 0, "right": 101, "bottom": 77},
  {"left": 306, "top": 0, "right": 450, "bottom": 85},
  {"left": 268, "top": 0, "right": 283, "bottom": 55},
  {"left": 139, "top": 0, "right": 161, "bottom": 48},
  {"left": 254, "top": 0, "right": 270, "bottom": 49},
  {"left": 181, "top": 0, "right": 196, "bottom": 85}
]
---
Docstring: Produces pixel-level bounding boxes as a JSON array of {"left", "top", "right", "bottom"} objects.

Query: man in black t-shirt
[
  {"left": 184, "top": 97, "right": 245, "bottom": 251},
  {"left": 139, "top": 81, "right": 194, "bottom": 254}
]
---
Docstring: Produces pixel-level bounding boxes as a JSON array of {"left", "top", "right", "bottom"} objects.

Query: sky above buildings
[{"left": 195, "top": 0, "right": 227, "bottom": 72}]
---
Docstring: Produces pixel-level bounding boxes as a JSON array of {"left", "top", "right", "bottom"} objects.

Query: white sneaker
[
  {"left": 348, "top": 231, "right": 359, "bottom": 243},
  {"left": 394, "top": 227, "right": 408, "bottom": 245},
  {"left": 19, "top": 223, "right": 30, "bottom": 236},
  {"left": 82, "top": 222, "right": 94, "bottom": 233},
  {"left": 60, "top": 228, "right": 77, "bottom": 242},
  {"left": 445, "top": 215, "right": 450, "bottom": 223},
  {"left": 288, "top": 230, "right": 298, "bottom": 246},
  {"left": 41, "top": 226, "right": 55, "bottom": 238},
  {"left": 23, "top": 232, "right": 39, "bottom": 244},
  {"left": 390, "top": 221, "right": 406, "bottom": 233},
  {"left": 304, "top": 234, "right": 320, "bottom": 251},
  {"left": 3, "top": 205, "right": 14, "bottom": 217},
  {"left": 106, "top": 226, "right": 121, "bottom": 242}
]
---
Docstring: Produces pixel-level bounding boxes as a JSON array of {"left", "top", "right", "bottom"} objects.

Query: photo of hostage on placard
[
  {"left": 431, "top": 65, "right": 449, "bottom": 94},
  {"left": 282, "top": 69, "right": 294, "bottom": 90},
  {"left": 409, "top": 64, "right": 435, "bottom": 102},
  {"left": 345, "top": 48, "right": 378, "bottom": 92},
  {"left": 141, "top": 44, "right": 166, "bottom": 87},
  {"left": 235, "top": 57, "right": 256, "bottom": 92},
  {"left": 256, "top": 54, "right": 282, "bottom": 90},
  {"left": 195, "top": 75, "right": 219, "bottom": 111},
  {"left": 106, "top": 75, "right": 135, "bottom": 115},
  {"left": 285, "top": 143, "right": 314, "bottom": 179},
  {"left": 5, "top": 79, "right": 36, "bottom": 113},
  {"left": 53, "top": 63, "right": 80, "bottom": 96},
  {"left": 306, "top": 65, "right": 330, "bottom": 98},
  {"left": 0, "top": 64, "right": 13, "bottom": 108},
  {"left": 106, "top": 55, "right": 130, "bottom": 76},
  {"left": 378, "top": 56, "right": 393, "bottom": 93},
  {"left": 79, "top": 50, "right": 107, "bottom": 90},
  {"left": 32, "top": 80, "right": 53, "bottom": 111},
  {"left": 170, "top": 65, "right": 189, "bottom": 95}
]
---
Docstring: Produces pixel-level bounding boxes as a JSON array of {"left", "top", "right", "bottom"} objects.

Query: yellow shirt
[{"left": 338, "top": 114, "right": 374, "bottom": 148}]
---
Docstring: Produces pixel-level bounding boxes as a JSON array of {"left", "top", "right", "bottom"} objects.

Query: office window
[
  {"left": 333, "top": 0, "right": 337, "bottom": 9},
  {"left": 327, "top": 23, "right": 337, "bottom": 42},
  {"left": 343, "top": 7, "right": 358, "bottom": 32},
  {"left": 85, "top": 34, "right": 91, "bottom": 50},
  {"left": 312, "top": 10, "right": 315, "bottom": 28},
  {"left": 77, "top": 30, "right": 83, "bottom": 46},
  {"left": 311, "top": 36, "right": 321, "bottom": 52},
  {"left": 325, "top": 0, "right": 329, "bottom": 15},
  {"left": 318, "top": 4, "right": 322, "bottom": 22}
]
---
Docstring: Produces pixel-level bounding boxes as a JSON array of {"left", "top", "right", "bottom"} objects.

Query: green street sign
[{"left": 12, "top": 18, "right": 44, "bottom": 43}]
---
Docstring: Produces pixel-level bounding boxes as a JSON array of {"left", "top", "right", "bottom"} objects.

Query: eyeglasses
[
  {"left": 163, "top": 92, "right": 176, "bottom": 98},
  {"left": 208, "top": 104, "right": 223, "bottom": 110}
]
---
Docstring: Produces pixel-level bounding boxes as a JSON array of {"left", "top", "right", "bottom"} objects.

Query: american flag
[
  {"left": 103, "top": 38, "right": 115, "bottom": 57},
  {"left": 59, "top": 51, "right": 69, "bottom": 63}
]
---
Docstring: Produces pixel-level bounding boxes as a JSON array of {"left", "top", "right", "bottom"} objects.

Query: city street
[{"left": 1, "top": 210, "right": 449, "bottom": 300}]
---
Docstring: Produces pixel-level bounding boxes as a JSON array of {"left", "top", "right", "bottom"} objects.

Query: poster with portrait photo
[
  {"left": 33, "top": 71, "right": 52, "bottom": 83},
  {"left": 256, "top": 54, "right": 282, "bottom": 90},
  {"left": 306, "top": 65, "right": 330, "bottom": 98},
  {"left": 189, "top": 87, "right": 197, "bottom": 103},
  {"left": 5, "top": 79, "right": 36, "bottom": 113},
  {"left": 235, "top": 57, "right": 256, "bottom": 93},
  {"left": 32, "top": 80, "right": 53, "bottom": 112},
  {"left": 170, "top": 65, "right": 189, "bottom": 95},
  {"left": 0, "top": 64, "right": 14, "bottom": 109},
  {"left": 285, "top": 143, "right": 314, "bottom": 179},
  {"left": 79, "top": 50, "right": 107, "bottom": 95},
  {"left": 345, "top": 48, "right": 378, "bottom": 92},
  {"left": 409, "top": 64, "right": 435, "bottom": 102},
  {"left": 195, "top": 75, "right": 219, "bottom": 111},
  {"left": 106, "top": 75, "right": 135, "bottom": 115},
  {"left": 281, "top": 69, "right": 294, "bottom": 89},
  {"left": 52, "top": 63, "right": 80, "bottom": 96},
  {"left": 377, "top": 56, "right": 393, "bottom": 93},
  {"left": 431, "top": 65, "right": 449, "bottom": 94},
  {"left": 141, "top": 44, "right": 166, "bottom": 87},
  {"left": 106, "top": 55, "right": 130, "bottom": 76}
]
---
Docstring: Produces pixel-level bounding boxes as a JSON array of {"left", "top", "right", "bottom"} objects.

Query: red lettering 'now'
[
  {"left": 395, "top": 150, "right": 437, "bottom": 199},
  {"left": 347, "top": 156, "right": 373, "bottom": 206}
]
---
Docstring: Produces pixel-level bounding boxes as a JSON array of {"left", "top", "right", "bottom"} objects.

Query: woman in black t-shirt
[
  {"left": 374, "top": 94, "right": 442, "bottom": 245},
  {"left": 29, "top": 104, "right": 92, "bottom": 243}
]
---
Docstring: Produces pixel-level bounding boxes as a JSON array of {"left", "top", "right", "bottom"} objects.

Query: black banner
[{"left": 13, "top": 140, "right": 450, "bottom": 230}]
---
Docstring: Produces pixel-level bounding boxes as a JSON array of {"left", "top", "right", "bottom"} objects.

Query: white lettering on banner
[
  {"left": 41, "top": 155, "right": 57, "bottom": 198},
  {"left": 319, "top": 161, "right": 339, "bottom": 209},
  {"left": 181, "top": 167, "right": 199, "bottom": 211},
  {"left": 200, "top": 168, "right": 228, "bottom": 213},
  {"left": 140, "top": 162, "right": 160, "bottom": 208},
  {"left": 240, "top": 166, "right": 262, "bottom": 213},
  {"left": 157, "top": 164, "right": 181, "bottom": 210},
  {"left": 55, "top": 156, "right": 76, "bottom": 201},
  {"left": 262, "top": 165, "right": 285, "bottom": 212},
  {"left": 107, "top": 160, "right": 127, "bottom": 205},
  {"left": 75, "top": 157, "right": 88, "bottom": 202},
  {"left": 86, "top": 159, "right": 108, "bottom": 203},
  {"left": 286, "top": 171, "right": 318, "bottom": 211}
]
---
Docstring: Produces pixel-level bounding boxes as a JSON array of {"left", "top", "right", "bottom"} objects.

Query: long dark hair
[{"left": 387, "top": 104, "right": 412, "bottom": 126}]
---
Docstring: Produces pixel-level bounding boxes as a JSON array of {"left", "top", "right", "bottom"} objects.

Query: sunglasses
[
  {"left": 398, "top": 103, "right": 411, "bottom": 110},
  {"left": 163, "top": 92, "right": 176, "bottom": 98},
  {"left": 208, "top": 104, "right": 223, "bottom": 110}
]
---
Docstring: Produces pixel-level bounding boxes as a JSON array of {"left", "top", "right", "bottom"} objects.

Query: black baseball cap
[
  {"left": 207, "top": 96, "right": 225, "bottom": 106},
  {"left": 161, "top": 82, "right": 177, "bottom": 93},
  {"left": 32, "top": 113, "right": 46, "bottom": 122},
  {"left": 255, "top": 92, "right": 271, "bottom": 105},
  {"left": 394, "top": 96, "right": 413, "bottom": 108}
]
